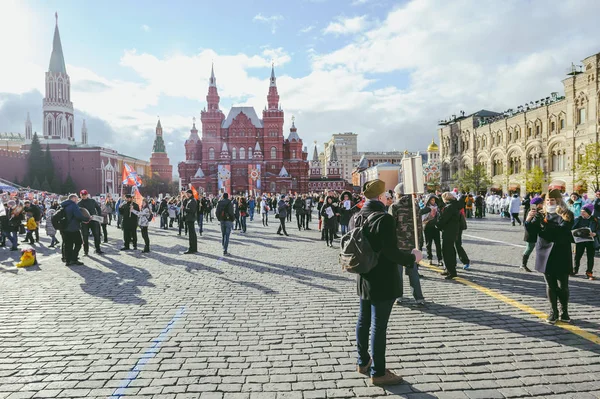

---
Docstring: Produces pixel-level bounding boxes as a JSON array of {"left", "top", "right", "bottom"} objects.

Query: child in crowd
[
  {"left": 25, "top": 211, "right": 37, "bottom": 245},
  {"left": 45, "top": 208, "right": 59, "bottom": 248}
]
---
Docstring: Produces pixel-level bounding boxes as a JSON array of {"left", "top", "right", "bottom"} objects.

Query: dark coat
[
  {"left": 24, "top": 204, "right": 41, "bottom": 221},
  {"left": 436, "top": 200, "right": 460, "bottom": 241},
  {"left": 78, "top": 198, "right": 101, "bottom": 217},
  {"left": 277, "top": 200, "right": 288, "bottom": 218},
  {"left": 526, "top": 211, "right": 574, "bottom": 275},
  {"left": 216, "top": 198, "right": 235, "bottom": 222},
  {"left": 184, "top": 198, "right": 197, "bottom": 222},
  {"left": 594, "top": 198, "right": 600, "bottom": 218},
  {"left": 61, "top": 199, "right": 86, "bottom": 232},
  {"left": 353, "top": 200, "right": 416, "bottom": 301},
  {"left": 119, "top": 200, "right": 140, "bottom": 228},
  {"left": 320, "top": 202, "right": 338, "bottom": 229}
]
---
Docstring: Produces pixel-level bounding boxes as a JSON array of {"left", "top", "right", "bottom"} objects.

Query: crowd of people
[{"left": 1, "top": 182, "right": 599, "bottom": 386}]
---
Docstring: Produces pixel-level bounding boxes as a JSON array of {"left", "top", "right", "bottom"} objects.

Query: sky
[{"left": 1, "top": 0, "right": 600, "bottom": 177}]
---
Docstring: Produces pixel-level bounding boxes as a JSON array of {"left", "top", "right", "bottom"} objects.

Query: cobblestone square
[{"left": 1, "top": 215, "right": 599, "bottom": 399}]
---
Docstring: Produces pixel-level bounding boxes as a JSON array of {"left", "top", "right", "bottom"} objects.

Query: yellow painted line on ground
[{"left": 419, "top": 261, "right": 600, "bottom": 346}]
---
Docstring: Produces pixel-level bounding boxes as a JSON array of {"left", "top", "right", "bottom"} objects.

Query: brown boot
[
  {"left": 357, "top": 359, "right": 372, "bottom": 376},
  {"left": 371, "top": 369, "right": 403, "bottom": 386}
]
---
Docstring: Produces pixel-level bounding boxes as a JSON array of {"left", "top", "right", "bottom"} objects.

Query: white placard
[
  {"left": 344, "top": 200, "right": 351, "bottom": 210},
  {"left": 402, "top": 155, "right": 424, "bottom": 195},
  {"left": 91, "top": 215, "right": 104, "bottom": 223},
  {"left": 325, "top": 207, "right": 335, "bottom": 219}
]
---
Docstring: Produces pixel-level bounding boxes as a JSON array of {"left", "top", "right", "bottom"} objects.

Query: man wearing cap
[
  {"left": 572, "top": 203, "right": 598, "bottom": 279},
  {"left": 389, "top": 183, "right": 426, "bottom": 306},
  {"left": 22, "top": 200, "right": 41, "bottom": 243},
  {"left": 78, "top": 190, "right": 103, "bottom": 255},
  {"left": 521, "top": 196, "right": 543, "bottom": 272},
  {"left": 183, "top": 189, "right": 198, "bottom": 254},
  {"left": 119, "top": 194, "right": 139, "bottom": 251},
  {"left": 352, "top": 179, "right": 422, "bottom": 386}
]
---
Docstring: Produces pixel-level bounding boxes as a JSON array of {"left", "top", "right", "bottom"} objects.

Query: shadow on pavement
[
  {"left": 419, "top": 302, "right": 600, "bottom": 355},
  {"left": 68, "top": 256, "right": 154, "bottom": 306}
]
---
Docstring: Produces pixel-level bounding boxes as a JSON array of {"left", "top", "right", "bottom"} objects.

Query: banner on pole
[
  {"left": 218, "top": 165, "right": 231, "bottom": 195},
  {"left": 402, "top": 155, "right": 424, "bottom": 195},
  {"left": 248, "top": 164, "right": 261, "bottom": 194}
]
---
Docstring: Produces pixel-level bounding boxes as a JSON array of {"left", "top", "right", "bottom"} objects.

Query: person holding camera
[{"left": 525, "top": 189, "right": 574, "bottom": 324}]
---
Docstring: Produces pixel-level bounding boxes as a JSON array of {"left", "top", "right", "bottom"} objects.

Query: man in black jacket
[
  {"left": 436, "top": 192, "right": 461, "bottom": 279},
  {"left": 183, "top": 190, "right": 197, "bottom": 254},
  {"left": 352, "top": 179, "right": 422, "bottom": 386},
  {"left": 276, "top": 195, "right": 289, "bottom": 236},
  {"left": 216, "top": 193, "right": 235, "bottom": 255},
  {"left": 158, "top": 198, "right": 168, "bottom": 230},
  {"left": 294, "top": 196, "right": 305, "bottom": 231},
  {"left": 119, "top": 194, "right": 139, "bottom": 251},
  {"left": 78, "top": 190, "right": 103, "bottom": 255}
]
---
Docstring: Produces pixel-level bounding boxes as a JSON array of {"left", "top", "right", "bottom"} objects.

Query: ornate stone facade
[
  {"left": 439, "top": 52, "right": 600, "bottom": 194},
  {"left": 178, "top": 65, "right": 309, "bottom": 195}
]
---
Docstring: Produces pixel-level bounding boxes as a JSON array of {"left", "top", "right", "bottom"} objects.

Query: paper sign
[
  {"left": 402, "top": 155, "right": 424, "bottom": 194},
  {"left": 344, "top": 200, "right": 351, "bottom": 210}
]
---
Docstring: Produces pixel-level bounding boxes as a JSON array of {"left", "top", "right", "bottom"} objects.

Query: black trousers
[
  {"left": 141, "top": 226, "right": 150, "bottom": 249},
  {"left": 187, "top": 221, "right": 197, "bottom": 251},
  {"left": 81, "top": 222, "right": 101, "bottom": 253},
  {"left": 63, "top": 230, "right": 83, "bottom": 263},
  {"left": 325, "top": 226, "right": 335, "bottom": 245},
  {"left": 123, "top": 226, "right": 137, "bottom": 249},
  {"left": 544, "top": 273, "right": 569, "bottom": 313},
  {"left": 424, "top": 226, "right": 442, "bottom": 261},
  {"left": 304, "top": 211, "right": 311, "bottom": 229},
  {"left": 101, "top": 223, "right": 108, "bottom": 242},
  {"left": 442, "top": 236, "right": 457, "bottom": 276},
  {"left": 575, "top": 241, "right": 595, "bottom": 273},
  {"left": 277, "top": 217, "right": 288, "bottom": 235},
  {"left": 296, "top": 213, "right": 305, "bottom": 229},
  {"left": 455, "top": 231, "right": 470, "bottom": 265}
]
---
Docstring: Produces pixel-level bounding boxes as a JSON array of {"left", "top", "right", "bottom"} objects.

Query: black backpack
[
  {"left": 51, "top": 207, "right": 68, "bottom": 231},
  {"left": 339, "top": 211, "right": 385, "bottom": 274}
]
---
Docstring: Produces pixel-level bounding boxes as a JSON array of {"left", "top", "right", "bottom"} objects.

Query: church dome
[{"left": 427, "top": 139, "right": 439, "bottom": 152}]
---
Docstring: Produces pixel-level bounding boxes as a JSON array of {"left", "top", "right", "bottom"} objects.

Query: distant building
[
  {"left": 0, "top": 132, "right": 26, "bottom": 152},
  {"left": 322, "top": 133, "right": 358, "bottom": 183},
  {"left": 309, "top": 143, "right": 352, "bottom": 192},
  {"left": 149, "top": 119, "right": 173, "bottom": 181},
  {"left": 0, "top": 14, "right": 149, "bottom": 194}
]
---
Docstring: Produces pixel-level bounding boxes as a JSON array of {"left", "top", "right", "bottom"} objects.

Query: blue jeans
[
  {"left": 356, "top": 299, "right": 395, "bottom": 377},
  {"left": 240, "top": 216, "right": 247, "bottom": 232},
  {"left": 6, "top": 231, "right": 18, "bottom": 249},
  {"left": 50, "top": 234, "right": 58, "bottom": 246},
  {"left": 341, "top": 224, "right": 348, "bottom": 235},
  {"left": 220, "top": 221, "right": 233, "bottom": 253},
  {"left": 249, "top": 209, "right": 255, "bottom": 221},
  {"left": 398, "top": 263, "right": 424, "bottom": 301}
]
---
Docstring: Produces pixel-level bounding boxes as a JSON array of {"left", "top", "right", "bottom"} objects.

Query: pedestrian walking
[
  {"left": 216, "top": 193, "right": 235, "bottom": 255},
  {"left": 119, "top": 194, "right": 139, "bottom": 251},
  {"left": 137, "top": 199, "right": 152, "bottom": 253},
  {"left": 61, "top": 194, "right": 87, "bottom": 266},
  {"left": 183, "top": 189, "right": 198, "bottom": 254},
  {"left": 320, "top": 196, "right": 338, "bottom": 247},
  {"left": 260, "top": 195, "right": 270, "bottom": 226},
  {"left": 510, "top": 194, "right": 522, "bottom": 226},
  {"left": 78, "top": 190, "right": 103, "bottom": 255},
  {"left": 572, "top": 203, "right": 598, "bottom": 279},
  {"left": 277, "top": 195, "right": 289, "bottom": 236},
  {"left": 239, "top": 197, "right": 248, "bottom": 233},
  {"left": 437, "top": 192, "right": 461, "bottom": 279},
  {"left": 420, "top": 194, "right": 442, "bottom": 265},
  {"left": 521, "top": 196, "right": 543, "bottom": 272}
]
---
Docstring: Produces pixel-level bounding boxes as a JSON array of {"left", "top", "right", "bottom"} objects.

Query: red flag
[
  {"left": 189, "top": 184, "right": 199, "bottom": 200},
  {"left": 133, "top": 187, "right": 144, "bottom": 207}
]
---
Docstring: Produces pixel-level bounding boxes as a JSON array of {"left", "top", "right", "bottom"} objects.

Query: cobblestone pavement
[{"left": 1, "top": 213, "right": 599, "bottom": 399}]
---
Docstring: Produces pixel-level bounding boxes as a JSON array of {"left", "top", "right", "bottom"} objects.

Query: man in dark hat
[
  {"left": 119, "top": 194, "right": 139, "bottom": 251},
  {"left": 78, "top": 189, "right": 103, "bottom": 255},
  {"left": 183, "top": 189, "right": 198, "bottom": 254}
]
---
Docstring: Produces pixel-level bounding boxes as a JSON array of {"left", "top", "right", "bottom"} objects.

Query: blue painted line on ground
[{"left": 108, "top": 306, "right": 186, "bottom": 398}]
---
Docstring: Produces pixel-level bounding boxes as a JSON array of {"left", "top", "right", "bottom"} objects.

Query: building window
[
  {"left": 248, "top": 147, "right": 253, "bottom": 160},
  {"left": 535, "top": 125, "right": 541, "bottom": 137},
  {"left": 560, "top": 119, "right": 565, "bottom": 130},
  {"left": 552, "top": 153, "right": 558, "bottom": 172},
  {"left": 292, "top": 150, "right": 296, "bottom": 159},
  {"left": 271, "top": 147, "right": 277, "bottom": 159},
  {"left": 208, "top": 148, "right": 215, "bottom": 160},
  {"left": 271, "top": 165, "right": 275, "bottom": 170},
  {"left": 551, "top": 121, "right": 555, "bottom": 132},
  {"left": 528, "top": 127, "right": 532, "bottom": 137},
  {"left": 232, "top": 147, "right": 237, "bottom": 160},
  {"left": 578, "top": 108, "right": 586, "bottom": 125},
  {"left": 240, "top": 147, "right": 245, "bottom": 160}
]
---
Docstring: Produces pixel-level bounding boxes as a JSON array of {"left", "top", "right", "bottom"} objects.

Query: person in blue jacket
[{"left": 61, "top": 194, "right": 88, "bottom": 266}]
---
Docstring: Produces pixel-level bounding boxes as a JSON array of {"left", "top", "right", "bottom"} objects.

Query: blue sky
[{"left": 2, "top": 0, "right": 600, "bottom": 175}]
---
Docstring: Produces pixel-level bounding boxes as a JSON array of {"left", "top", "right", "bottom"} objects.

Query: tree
[
  {"left": 27, "top": 133, "right": 45, "bottom": 184},
  {"left": 44, "top": 144, "right": 55, "bottom": 183},
  {"left": 454, "top": 164, "right": 492, "bottom": 194},
  {"left": 62, "top": 175, "right": 76, "bottom": 194},
  {"left": 31, "top": 177, "right": 41, "bottom": 190},
  {"left": 525, "top": 166, "right": 545, "bottom": 194},
  {"left": 50, "top": 175, "right": 62, "bottom": 194},
  {"left": 576, "top": 142, "right": 600, "bottom": 191},
  {"left": 41, "top": 177, "right": 52, "bottom": 192}
]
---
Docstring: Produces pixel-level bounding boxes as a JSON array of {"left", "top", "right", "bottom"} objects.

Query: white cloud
[
  {"left": 253, "top": 13, "right": 284, "bottom": 34},
  {"left": 141, "top": 24, "right": 150, "bottom": 32},
  {"left": 300, "top": 25, "right": 315, "bottom": 34},
  {"left": 323, "top": 15, "right": 368, "bottom": 35},
  {"left": 351, "top": 0, "right": 370, "bottom": 5}
]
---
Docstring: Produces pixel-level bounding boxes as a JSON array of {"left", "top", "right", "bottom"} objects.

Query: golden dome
[{"left": 427, "top": 139, "right": 439, "bottom": 152}]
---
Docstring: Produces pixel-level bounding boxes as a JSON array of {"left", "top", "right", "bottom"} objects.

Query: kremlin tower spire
[
  {"left": 206, "top": 63, "right": 220, "bottom": 111},
  {"left": 81, "top": 119, "right": 88, "bottom": 145},
  {"left": 43, "top": 12, "right": 74, "bottom": 141},
  {"left": 25, "top": 112, "right": 32, "bottom": 141},
  {"left": 149, "top": 117, "right": 173, "bottom": 181},
  {"left": 267, "top": 63, "right": 280, "bottom": 110}
]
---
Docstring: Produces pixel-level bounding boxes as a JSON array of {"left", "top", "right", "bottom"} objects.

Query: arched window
[
  {"left": 248, "top": 147, "right": 253, "bottom": 160},
  {"left": 232, "top": 147, "right": 237, "bottom": 160},
  {"left": 47, "top": 118, "right": 52, "bottom": 136},
  {"left": 292, "top": 150, "right": 296, "bottom": 159},
  {"left": 209, "top": 148, "right": 215, "bottom": 160},
  {"left": 240, "top": 147, "right": 245, "bottom": 160},
  {"left": 271, "top": 146, "right": 277, "bottom": 159}
]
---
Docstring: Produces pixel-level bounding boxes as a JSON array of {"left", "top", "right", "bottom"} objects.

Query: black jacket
[
  {"left": 184, "top": 198, "right": 197, "bottom": 222},
  {"left": 353, "top": 200, "right": 416, "bottom": 301},
  {"left": 78, "top": 198, "right": 101, "bottom": 218},
  {"left": 119, "top": 201, "right": 139, "bottom": 228},
  {"left": 526, "top": 211, "right": 574, "bottom": 275},
  {"left": 25, "top": 205, "right": 42, "bottom": 221},
  {"left": 437, "top": 200, "right": 460, "bottom": 241},
  {"left": 216, "top": 198, "right": 235, "bottom": 222}
]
